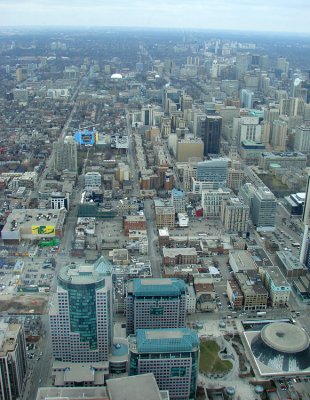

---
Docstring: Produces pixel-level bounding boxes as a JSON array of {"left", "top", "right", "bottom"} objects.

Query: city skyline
[{"left": 0, "top": 0, "right": 310, "bottom": 34}]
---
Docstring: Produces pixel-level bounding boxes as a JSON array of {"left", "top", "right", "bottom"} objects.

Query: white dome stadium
[{"left": 111, "top": 73, "right": 123, "bottom": 79}]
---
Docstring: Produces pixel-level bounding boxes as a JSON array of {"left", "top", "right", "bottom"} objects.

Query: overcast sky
[{"left": 0, "top": 0, "right": 309, "bottom": 33}]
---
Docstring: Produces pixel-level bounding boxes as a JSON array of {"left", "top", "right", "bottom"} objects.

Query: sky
[{"left": 0, "top": 0, "right": 310, "bottom": 34}]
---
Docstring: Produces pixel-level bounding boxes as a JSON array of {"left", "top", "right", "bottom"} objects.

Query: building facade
[
  {"left": 49, "top": 258, "right": 113, "bottom": 363},
  {"left": 203, "top": 115, "right": 222, "bottom": 155},
  {"left": 251, "top": 186, "right": 277, "bottom": 230},
  {"left": 126, "top": 278, "right": 186, "bottom": 335},
  {"left": 221, "top": 197, "right": 249, "bottom": 233},
  {"left": 201, "top": 188, "right": 231, "bottom": 218},
  {"left": 129, "top": 328, "right": 199, "bottom": 400},
  {"left": 0, "top": 323, "right": 27, "bottom": 400},
  {"left": 53, "top": 136, "right": 78, "bottom": 173}
]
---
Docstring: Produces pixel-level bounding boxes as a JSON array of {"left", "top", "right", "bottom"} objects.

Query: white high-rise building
[{"left": 53, "top": 136, "right": 77, "bottom": 173}]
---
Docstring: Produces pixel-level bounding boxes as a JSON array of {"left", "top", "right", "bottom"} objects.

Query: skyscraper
[
  {"left": 49, "top": 257, "right": 113, "bottom": 363},
  {"left": 53, "top": 136, "right": 78, "bottom": 173},
  {"left": 203, "top": 115, "right": 222, "bottom": 156},
  {"left": 251, "top": 186, "right": 277, "bottom": 230},
  {"left": 300, "top": 173, "right": 310, "bottom": 267}
]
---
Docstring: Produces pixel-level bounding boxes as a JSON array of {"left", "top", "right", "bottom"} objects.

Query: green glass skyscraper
[{"left": 49, "top": 257, "right": 113, "bottom": 363}]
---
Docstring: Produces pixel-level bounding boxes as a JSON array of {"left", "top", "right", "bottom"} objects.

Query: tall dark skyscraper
[{"left": 203, "top": 115, "right": 222, "bottom": 156}]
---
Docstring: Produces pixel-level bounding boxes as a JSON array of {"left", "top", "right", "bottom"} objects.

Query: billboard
[
  {"left": 74, "top": 129, "right": 98, "bottom": 146},
  {"left": 32, "top": 226, "right": 55, "bottom": 235}
]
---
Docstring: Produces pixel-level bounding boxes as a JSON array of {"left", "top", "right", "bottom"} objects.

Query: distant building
[
  {"left": 50, "top": 192, "right": 70, "bottom": 210},
  {"left": 195, "top": 158, "right": 229, "bottom": 189},
  {"left": 203, "top": 115, "right": 222, "bottom": 155},
  {"left": 0, "top": 323, "right": 27, "bottom": 400},
  {"left": 235, "top": 270, "right": 268, "bottom": 310},
  {"left": 53, "top": 136, "right": 77, "bottom": 173},
  {"left": 271, "top": 120, "right": 288, "bottom": 151},
  {"left": 238, "top": 117, "right": 262, "bottom": 144},
  {"left": 171, "top": 188, "right": 186, "bottom": 213},
  {"left": 240, "top": 140, "right": 265, "bottom": 165},
  {"left": 294, "top": 124, "right": 310, "bottom": 152},
  {"left": 240, "top": 89, "right": 254, "bottom": 108},
  {"left": 251, "top": 186, "right": 277, "bottom": 231},
  {"left": 176, "top": 138, "right": 204, "bottom": 162},
  {"left": 260, "top": 266, "right": 291, "bottom": 307},
  {"left": 84, "top": 172, "right": 101, "bottom": 188},
  {"left": 221, "top": 197, "right": 249, "bottom": 233},
  {"left": 259, "top": 152, "right": 307, "bottom": 171},
  {"left": 154, "top": 199, "right": 175, "bottom": 228},
  {"left": 162, "top": 248, "right": 198, "bottom": 265},
  {"left": 201, "top": 188, "right": 231, "bottom": 218},
  {"left": 129, "top": 328, "right": 199, "bottom": 400},
  {"left": 126, "top": 278, "right": 186, "bottom": 335},
  {"left": 284, "top": 192, "right": 305, "bottom": 216}
]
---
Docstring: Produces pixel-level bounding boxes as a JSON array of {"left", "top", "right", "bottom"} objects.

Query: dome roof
[
  {"left": 251, "top": 322, "right": 310, "bottom": 373},
  {"left": 261, "top": 322, "right": 309, "bottom": 353},
  {"left": 111, "top": 73, "right": 123, "bottom": 79}
]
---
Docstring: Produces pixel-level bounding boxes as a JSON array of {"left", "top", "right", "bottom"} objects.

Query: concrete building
[
  {"left": 176, "top": 138, "right": 204, "bottom": 162},
  {"left": 203, "top": 115, "right": 222, "bottom": 156},
  {"left": 126, "top": 278, "right": 186, "bottom": 335},
  {"left": 171, "top": 188, "right": 186, "bottom": 213},
  {"left": 129, "top": 328, "right": 199, "bottom": 400},
  {"left": 53, "top": 136, "right": 78, "bottom": 173},
  {"left": 240, "top": 89, "right": 254, "bottom": 108},
  {"left": 271, "top": 120, "right": 288, "bottom": 151},
  {"left": 238, "top": 116, "right": 262, "bottom": 144},
  {"left": 221, "top": 197, "right": 249, "bottom": 233},
  {"left": 229, "top": 250, "right": 257, "bottom": 273},
  {"left": 260, "top": 266, "right": 291, "bottom": 307},
  {"left": 154, "top": 199, "right": 175, "bottom": 228},
  {"left": 49, "top": 257, "right": 113, "bottom": 363},
  {"left": 235, "top": 271, "right": 268, "bottom": 310},
  {"left": 201, "top": 188, "right": 231, "bottom": 218},
  {"left": 107, "top": 373, "right": 168, "bottom": 400},
  {"left": 251, "top": 186, "right": 277, "bottom": 231},
  {"left": 227, "top": 143, "right": 244, "bottom": 192},
  {"left": 195, "top": 158, "right": 229, "bottom": 189},
  {"left": 0, "top": 323, "right": 27, "bottom": 400},
  {"left": 294, "top": 124, "right": 310, "bottom": 152},
  {"left": 50, "top": 192, "right": 70, "bottom": 210},
  {"left": 1, "top": 208, "right": 66, "bottom": 243},
  {"left": 240, "top": 140, "right": 265, "bottom": 165},
  {"left": 226, "top": 279, "right": 244, "bottom": 309},
  {"left": 259, "top": 151, "right": 307, "bottom": 171},
  {"left": 84, "top": 172, "right": 101, "bottom": 188},
  {"left": 276, "top": 251, "right": 307, "bottom": 278}
]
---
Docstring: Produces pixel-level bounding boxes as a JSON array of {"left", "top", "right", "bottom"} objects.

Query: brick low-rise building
[
  {"left": 123, "top": 215, "right": 147, "bottom": 236},
  {"left": 162, "top": 248, "right": 198, "bottom": 266}
]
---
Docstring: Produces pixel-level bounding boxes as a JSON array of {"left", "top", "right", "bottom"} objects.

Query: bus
[
  {"left": 292, "top": 242, "right": 300, "bottom": 248},
  {"left": 256, "top": 311, "right": 267, "bottom": 317}
]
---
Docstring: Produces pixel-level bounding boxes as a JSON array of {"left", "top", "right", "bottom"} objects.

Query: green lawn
[{"left": 199, "top": 340, "right": 233, "bottom": 374}]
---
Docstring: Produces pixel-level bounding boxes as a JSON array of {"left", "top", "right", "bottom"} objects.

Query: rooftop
[
  {"left": 261, "top": 322, "right": 309, "bottom": 353},
  {"left": 107, "top": 373, "right": 163, "bottom": 400},
  {"left": 132, "top": 328, "right": 199, "bottom": 353},
  {"left": 132, "top": 277, "right": 186, "bottom": 297}
]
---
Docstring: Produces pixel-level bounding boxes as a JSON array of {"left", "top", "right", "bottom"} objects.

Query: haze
[{"left": 0, "top": 0, "right": 310, "bottom": 34}]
